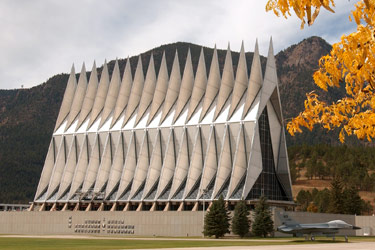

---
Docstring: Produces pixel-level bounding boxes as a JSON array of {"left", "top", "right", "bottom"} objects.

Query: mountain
[
  {"left": 276, "top": 36, "right": 349, "bottom": 145},
  {"left": 0, "top": 36, "right": 343, "bottom": 203}
]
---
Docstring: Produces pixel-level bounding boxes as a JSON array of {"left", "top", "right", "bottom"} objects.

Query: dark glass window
[
  {"left": 247, "top": 107, "right": 289, "bottom": 201},
  {"left": 172, "top": 177, "right": 187, "bottom": 200},
  {"left": 144, "top": 179, "right": 159, "bottom": 200},
  {"left": 186, "top": 176, "right": 201, "bottom": 200}
]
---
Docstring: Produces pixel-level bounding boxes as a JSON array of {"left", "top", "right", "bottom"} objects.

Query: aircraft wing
[
  {"left": 300, "top": 224, "right": 330, "bottom": 229},
  {"left": 278, "top": 223, "right": 337, "bottom": 235}
]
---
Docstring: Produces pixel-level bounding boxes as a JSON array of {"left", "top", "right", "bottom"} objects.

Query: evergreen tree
[
  {"left": 203, "top": 195, "right": 230, "bottom": 238},
  {"left": 252, "top": 196, "right": 274, "bottom": 237},
  {"left": 296, "top": 190, "right": 312, "bottom": 211},
  {"left": 328, "top": 178, "right": 344, "bottom": 214},
  {"left": 342, "top": 186, "right": 363, "bottom": 215},
  {"left": 305, "top": 159, "right": 314, "bottom": 180},
  {"left": 232, "top": 200, "right": 250, "bottom": 238},
  {"left": 362, "top": 201, "right": 373, "bottom": 215},
  {"left": 313, "top": 188, "right": 330, "bottom": 213},
  {"left": 311, "top": 188, "right": 319, "bottom": 202},
  {"left": 316, "top": 160, "right": 328, "bottom": 179}
]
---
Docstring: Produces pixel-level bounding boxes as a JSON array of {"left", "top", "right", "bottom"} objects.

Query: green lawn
[
  {"left": 0, "top": 237, "right": 354, "bottom": 250},
  {"left": 350, "top": 236, "right": 375, "bottom": 242}
]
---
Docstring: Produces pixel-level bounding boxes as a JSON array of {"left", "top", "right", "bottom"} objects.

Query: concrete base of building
[
  {"left": 0, "top": 211, "right": 204, "bottom": 237},
  {"left": 0, "top": 210, "right": 374, "bottom": 237}
]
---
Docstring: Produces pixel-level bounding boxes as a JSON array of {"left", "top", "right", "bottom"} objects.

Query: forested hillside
[
  {"left": 0, "top": 36, "right": 372, "bottom": 203},
  {"left": 289, "top": 144, "right": 375, "bottom": 214},
  {"left": 289, "top": 144, "right": 375, "bottom": 188}
]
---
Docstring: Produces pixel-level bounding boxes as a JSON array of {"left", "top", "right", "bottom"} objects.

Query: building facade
[{"left": 32, "top": 40, "right": 293, "bottom": 212}]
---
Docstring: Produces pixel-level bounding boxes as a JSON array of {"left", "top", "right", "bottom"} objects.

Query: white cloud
[{"left": 0, "top": 0, "right": 358, "bottom": 89}]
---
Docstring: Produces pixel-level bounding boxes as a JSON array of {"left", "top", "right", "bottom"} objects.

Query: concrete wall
[
  {"left": 355, "top": 215, "right": 375, "bottom": 236},
  {"left": 0, "top": 204, "right": 29, "bottom": 211},
  {"left": 0, "top": 211, "right": 203, "bottom": 237},
  {"left": 0, "top": 211, "right": 374, "bottom": 237}
]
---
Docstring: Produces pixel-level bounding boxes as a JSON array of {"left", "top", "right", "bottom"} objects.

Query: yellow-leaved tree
[{"left": 266, "top": 0, "right": 375, "bottom": 143}]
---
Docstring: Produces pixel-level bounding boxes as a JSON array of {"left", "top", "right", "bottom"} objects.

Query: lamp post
[{"left": 201, "top": 188, "right": 208, "bottom": 238}]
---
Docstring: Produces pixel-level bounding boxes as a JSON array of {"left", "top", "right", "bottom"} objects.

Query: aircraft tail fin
[{"left": 276, "top": 212, "right": 298, "bottom": 226}]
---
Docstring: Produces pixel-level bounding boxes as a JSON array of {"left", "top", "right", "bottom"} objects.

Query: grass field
[{"left": 0, "top": 236, "right": 358, "bottom": 250}]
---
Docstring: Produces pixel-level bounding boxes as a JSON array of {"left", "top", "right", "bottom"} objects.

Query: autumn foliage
[
  {"left": 266, "top": 0, "right": 335, "bottom": 28},
  {"left": 267, "top": 0, "right": 375, "bottom": 143}
]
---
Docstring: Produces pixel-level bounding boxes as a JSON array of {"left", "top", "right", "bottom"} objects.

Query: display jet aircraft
[{"left": 276, "top": 212, "right": 361, "bottom": 241}]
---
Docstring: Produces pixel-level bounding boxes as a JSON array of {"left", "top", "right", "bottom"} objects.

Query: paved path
[{"left": 134, "top": 242, "right": 375, "bottom": 250}]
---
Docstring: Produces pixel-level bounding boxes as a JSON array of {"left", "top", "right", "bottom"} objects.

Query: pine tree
[
  {"left": 232, "top": 200, "right": 250, "bottom": 238},
  {"left": 342, "top": 186, "right": 363, "bottom": 215},
  {"left": 313, "top": 188, "right": 330, "bottom": 213},
  {"left": 203, "top": 195, "right": 230, "bottom": 238},
  {"left": 252, "top": 196, "right": 274, "bottom": 237},
  {"left": 328, "top": 178, "right": 344, "bottom": 214},
  {"left": 296, "top": 190, "right": 312, "bottom": 211}
]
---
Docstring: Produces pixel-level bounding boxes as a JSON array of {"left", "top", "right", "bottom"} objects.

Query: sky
[{"left": 0, "top": 0, "right": 358, "bottom": 89}]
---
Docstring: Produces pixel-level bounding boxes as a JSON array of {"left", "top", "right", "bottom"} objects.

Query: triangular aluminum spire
[
  {"left": 136, "top": 54, "right": 157, "bottom": 125},
  {"left": 183, "top": 127, "right": 204, "bottom": 199},
  {"left": 199, "top": 45, "right": 220, "bottom": 122},
  {"left": 268, "top": 41, "right": 284, "bottom": 123},
  {"left": 99, "top": 60, "right": 121, "bottom": 128},
  {"left": 155, "top": 129, "right": 177, "bottom": 199},
  {"left": 257, "top": 38, "right": 278, "bottom": 117},
  {"left": 198, "top": 126, "right": 218, "bottom": 199},
  {"left": 122, "top": 56, "right": 145, "bottom": 126},
  {"left": 129, "top": 131, "right": 153, "bottom": 199},
  {"left": 243, "top": 40, "right": 263, "bottom": 119},
  {"left": 68, "top": 134, "right": 92, "bottom": 199},
  {"left": 267, "top": 102, "right": 282, "bottom": 167},
  {"left": 214, "top": 44, "right": 234, "bottom": 120},
  {"left": 94, "top": 133, "right": 114, "bottom": 192},
  {"left": 168, "top": 127, "right": 192, "bottom": 200},
  {"left": 142, "top": 130, "right": 163, "bottom": 199},
  {"left": 212, "top": 125, "right": 233, "bottom": 199},
  {"left": 242, "top": 123, "right": 263, "bottom": 199},
  {"left": 81, "top": 134, "right": 103, "bottom": 192},
  {"left": 159, "top": 50, "right": 181, "bottom": 125},
  {"left": 76, "top": 62, "right": 99, "bottom": 131},
  {"left": 111, "top": 58, "right": 133, "bottom": 128},
  {"left": 88, "top": 61, "right": 110, "bottom": 128},
  {"left": 228, "top": 41, "right": 248, "bottom": 119},
  {"left": 226, "top": 124, "right": 247, "bottom": 199},
  {"left": 51, "top": 134, "right": 75, "bottom": 199},
  {"left": 147, "top": 52, "right": 169, "bottom": 125},
  {"left": 57, "top": 135, "right": 81, "bottom": 199},
  {"left": 54, "top": 65, "right": 77, "bottom": 132},
  {"left": 34, "top": 138, "right": 58, "bottom": 200},
  {"left": 116, "top": 132, "right": 139, "bottom": 200},
  {"left": 269, "top": 88, "right": 283, "bottom": 123},
  {"left": 105, "top": 132, "right": 128, "bottom": 198},
  {"left": 46, "top": 135, "right": 74, "bottom": 200},
  {"left": 277, "top": 128, "right": 293, "bottom": 199},
  {"left": 173, "top": 49, "right": 194, "bottom": 123},
  {"left": 186, "top": 48, "right": 207, "bottom": 122},
  {"left": 65, "top": 63, "right": 88, "bottom": 131}
]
